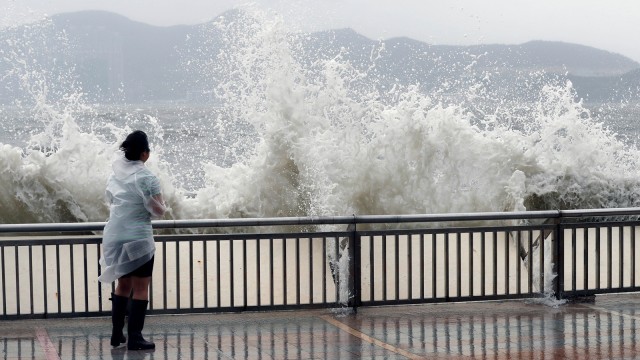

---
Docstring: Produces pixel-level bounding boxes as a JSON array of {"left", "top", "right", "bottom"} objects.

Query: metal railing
[{"left": 2, "top": 208, "right": 640, "bottom": 319}]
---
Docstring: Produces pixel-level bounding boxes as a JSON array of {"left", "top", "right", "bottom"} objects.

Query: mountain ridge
[{"left": 0, "top": 10, "right": 637, "bottom": 104}]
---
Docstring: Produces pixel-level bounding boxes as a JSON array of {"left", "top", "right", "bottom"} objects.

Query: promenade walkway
[{"left": 2, "top": 294, "right": 640, "bottom": 359}]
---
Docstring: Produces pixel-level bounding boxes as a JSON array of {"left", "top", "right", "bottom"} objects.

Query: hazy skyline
[{"left": 3, "top": 0, "right": 640, "bottom": 62}]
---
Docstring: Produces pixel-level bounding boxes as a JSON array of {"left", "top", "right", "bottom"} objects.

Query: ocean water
[{"left": 1, "top": 8, "right": 640, "bottom": 226}]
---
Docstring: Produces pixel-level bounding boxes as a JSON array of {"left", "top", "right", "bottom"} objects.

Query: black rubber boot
[
  {"left": 127, "top": 299, "right": 155, "bottom": 350},
  {"left": 110, "top": 293, "right": 128, "bottom": 347}
]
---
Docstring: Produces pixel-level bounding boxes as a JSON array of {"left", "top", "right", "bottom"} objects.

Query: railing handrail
[{"left": 1, "top": 207, "right": 640, "bottom": 234}]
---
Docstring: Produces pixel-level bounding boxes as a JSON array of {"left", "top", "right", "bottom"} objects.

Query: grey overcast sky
[{"left": 3, "top": 0, "right": 640, "bottom": 62}]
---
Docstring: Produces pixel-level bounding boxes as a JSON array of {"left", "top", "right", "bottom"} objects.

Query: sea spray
[
  {"left": 0, "top": 18, "right": 182, "bottom": 223},
  {"left": 186, "top": 10, "right": 640, "bottom": 222},
  {"left": 0, "top": 18, "right": 110, "bottom": 222}
]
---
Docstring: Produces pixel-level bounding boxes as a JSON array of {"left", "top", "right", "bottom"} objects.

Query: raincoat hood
[{"left": 112, "top": 156, "right": 145, "bottom": 180}]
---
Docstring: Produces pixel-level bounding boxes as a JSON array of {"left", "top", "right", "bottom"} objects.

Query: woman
[{"left": 99, "top": 130, "right": 166, "bottom": 350}]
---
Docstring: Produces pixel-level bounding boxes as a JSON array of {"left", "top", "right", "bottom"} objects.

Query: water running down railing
[{"left": 1, "top": 208, "right": 640, "bottom": 319}]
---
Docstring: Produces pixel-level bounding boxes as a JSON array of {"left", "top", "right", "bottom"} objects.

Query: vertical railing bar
[
  {"left": 56, "top": 244, "right": 61, "bottom": 314},
  {"left": 216, "top": 239, "right": 221, "bottom": 308},
  {"left": 83, "top": 244, "right": 88, "bottom": 313},
  {"left": 257, "top": 238, "right": 262, "bottom": 307},
  {"left": 176, "top": 240, "right": 181, "bottom": 310},
  {"left": 596, "top": 227, "right": 601, "bottom": 290},
  {"left": 432, "top": 234, "right": 436, "bottom": 299},
  {"left": 175, "top": 239, "right": 182, "bottom": 310},
  {"left": 395, "top": 234, "right": 400, "bottom": 301},
  {"left": 481, "top": 232, "right": 486, "bottom": 297},
  {"left": 308, "top": 237, "right": 312, "bottom": 304},
  {"left": 230, "top": 239, "right": 234, "bottom": 308},
  {"left": 408, "top": 233, "right": 413, "bottom": 300},
  {"left": 14, "top": 246, "right": 20, "bottom": 316},
  {"left": 243, "top": 238, "right": 248, "bottom": 308},
  {"left": 283, "top": 238, "right": 288, "bottom": 306},
  {"left": 296, "top": 237, "right": 300, "bottom": 305},
  {"left": 493, "top": 231, "right": 497, "bottom": 296},
  {"left": 28, "top": 246, "right": 34, "bottom": 315},
  {"left": 190, "top": 240, "right": 194, "bottom": 309},
  {"left": 162, "top": 241, "right": 167, "bottom": 310},
  {"left": 516, "top": 231, "right": 521, "bottom": 295},
  {"left": 504, "top": 231, "right": 509, "bottom": 296},
  {"left": 528, "top": 230, "right": 533, "bottom": 294},
  {"left": 369, "top": 236, "right": 374, "bottom": 302},
  {"left": 322, "top": 236, "right": 326, "bottom": 305},
  {"left": 445, "top": 232, "right": 450, "bottom": 300},
  {"left": 632, "top": 227, "right": 636, "bottom": 288},
  {"left": 204, "top": 240, "right": 208, "bottom": 309},
  {"left": 333, "top": 237, "right": 344, "bottom": 304},
  {"left": 382, "top": 235, "right": 387, "bottom": 302},
  {"left": 607, "top": 226, "right": 612, "bottom": 289},
  {"left": 540, "top": 229, "right": 545, "bottom": 294},
  {"left": 456, "top": 232, "right": 461, "bottom": 298},
  {"left": 572, "top": 229, "right": 577, "bottom": 293},
  {"left": 469, "top": 232, "right": 474, "bottom": 297},
  {"left": 419, "top": 233, "right": 424, "bottom": 300}
]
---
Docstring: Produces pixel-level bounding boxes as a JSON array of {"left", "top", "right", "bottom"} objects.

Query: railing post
[
  {"left": 554, "top": 214, "right": 565, "bottom": 300},
  {"left": 347, "top": 218, "right": 359, "bottom": 313}
]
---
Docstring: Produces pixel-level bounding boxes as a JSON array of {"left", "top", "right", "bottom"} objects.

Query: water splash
[
  {"left": 0, "top": 18, "right": 180, "bottom": 223},
  {"left": 526, "top": 234, "right": 568, "bottom": 308}
]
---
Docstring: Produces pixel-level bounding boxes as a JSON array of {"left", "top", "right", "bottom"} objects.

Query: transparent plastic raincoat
[{"left": 98, "top": 157, "right": 165, "bottom": 283}]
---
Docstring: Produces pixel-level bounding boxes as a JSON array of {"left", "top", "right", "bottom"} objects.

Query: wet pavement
[{"left": 2, "top": 294, "right": 640, "bottom": 359}]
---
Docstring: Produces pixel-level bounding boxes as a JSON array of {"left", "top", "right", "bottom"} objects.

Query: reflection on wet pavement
[{"left": 2, "top": 295, "right": 640, "bottom": 359}]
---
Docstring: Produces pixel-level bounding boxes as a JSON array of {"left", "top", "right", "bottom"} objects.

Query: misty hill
[
  {"left": 304, "top": 29, "right": 638, "bottom": 77},
  {"left": 0, "top": 10, "right": 638, "bottom": 105},
  {"left": 301, "top": 29, "right": 640, "bottom": 101},
  {"left": 54, "top": 11, "right": 193, "bottom": 101}
]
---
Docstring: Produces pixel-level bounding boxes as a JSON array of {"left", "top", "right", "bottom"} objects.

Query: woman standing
[{"left": 99, "top": 130, "right": 166, "bottom": 350}]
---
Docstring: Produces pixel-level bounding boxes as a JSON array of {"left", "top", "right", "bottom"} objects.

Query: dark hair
[{"left": 120, "top": 130, "right": 150, "bottom": 161}]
